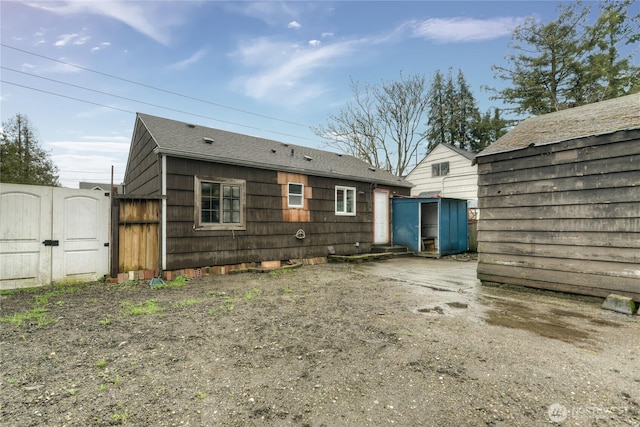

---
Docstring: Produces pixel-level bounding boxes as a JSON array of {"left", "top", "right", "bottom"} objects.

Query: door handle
[{"left": 43, "top": 240, "right": 60, "bottom": 246}]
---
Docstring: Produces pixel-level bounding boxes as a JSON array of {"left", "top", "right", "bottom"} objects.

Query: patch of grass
[
  {"left": 68, "top": 388, "right": 78, "bottom": 396},
  {"left": 196, "top": 390, "right": 207, "bottom": 400},
  {"left": 121, "top": 299, "right": 162, "bottom": 315},
  {"left": 268, "top": 268, "right": 293, "bottom": 277},
  {"left": 153, "top": 275, "right": 190, "bottom": 289},
  {"left": 96, "top": 359, "right": 107, "bottom": 368},
  {"left": 114, "top": 280, "right": 138, "bottom": 288},
  {"left": 98, "top": 318, "right": 111, "bottom": 326},
  {"left": 173, "top": 298, "right": 204, "bottom": 308},
  {"left": 221, "top": 295, "right": 235, "bottom": 312},
  {"left": 244, "top": 289, "right": 261, "bottom": 300},
  {"left": 283, "top": 286, "right": 294, "bottom": 294},
  {"left": 55, "top": 300, "right": 64, "bottom": 306},
  {"left": 111, "top": 407, "right": 131, "bottom": 424},
  {"left": 98, "top": 383, "right": 108, "bottom": 391},
  {"left": 0, "top": 289, "right": 17, "bottom": 296},
  {"left": 0, "top": 307, "right": 55, "bottom": 327}
]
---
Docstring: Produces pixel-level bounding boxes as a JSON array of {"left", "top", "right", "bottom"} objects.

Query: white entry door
[
  {"left": 0, "top": 183, "right": 110, "bottom": 289},
  {"left": 373, "top": 190, "right": 390, "bottom": 245}
]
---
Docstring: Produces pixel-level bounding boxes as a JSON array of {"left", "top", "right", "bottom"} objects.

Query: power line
[
  {"left": 2, "top": 80, "right": 135, "bottom": 114},
  {"left": 1, "top": 80, "right": 317, "bottom": 142},
  {"left": 1, "top": 43, "right": 309, "bottom": 129}
]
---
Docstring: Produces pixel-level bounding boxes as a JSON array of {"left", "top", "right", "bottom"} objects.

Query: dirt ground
[{"left": 1, "top": 257, "right": 638, "bottom": 427}]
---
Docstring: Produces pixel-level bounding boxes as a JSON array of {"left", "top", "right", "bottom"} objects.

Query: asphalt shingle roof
[
  {"left": 137, "top": 113, "right": 412, "bottom": 188},
  {"left": 477, "top": 93, "right": 640, "bottom": 157}
]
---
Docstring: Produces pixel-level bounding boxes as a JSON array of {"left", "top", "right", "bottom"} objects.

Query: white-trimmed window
[
  {"left": 335, "top": 186, "right": 356, "bottom": 216},
  {"left": 195, "top": 177, "right": 246, "bottom": 230},
  {"left": 288, "top": 182, "right": 304, "bottom": 208}
]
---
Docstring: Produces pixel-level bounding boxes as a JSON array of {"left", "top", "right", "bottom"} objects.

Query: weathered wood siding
[
  {"left": 407, "top": 144, "right": 477, "bottom": 200},
  {"left": 115, "top": 198, "right": 160, "bottom": 273},
  {"left": 123, "top": 118, "right": 160, "bottom": 195},
  {"left": 165, "top": 157, "right": 409, "bottom": 270},
  {"left": 476, "top": 129, "right": 640, "bottom": 300}
]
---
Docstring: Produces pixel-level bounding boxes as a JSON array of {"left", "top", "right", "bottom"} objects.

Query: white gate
[{"left": 0, "top": 183, "right": 110, "bottom": 290}]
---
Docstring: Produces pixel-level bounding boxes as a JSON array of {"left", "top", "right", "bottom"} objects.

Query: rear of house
[
  {"left": 475, "top": 94, "right": 640, "bottom": 301},
  {"left": 122, "top": 113, "right": 411, "bottom": 273}
]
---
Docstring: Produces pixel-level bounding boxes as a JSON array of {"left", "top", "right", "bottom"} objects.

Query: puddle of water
[{"left": 483, "top": 298, "right": 592, "bottom": 344}]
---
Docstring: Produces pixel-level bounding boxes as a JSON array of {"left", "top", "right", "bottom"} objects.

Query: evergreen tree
[
  {"left": 490, "top": 0, "right": 639, "bottom": 115},
  {"left": 1, "top": 113, "right": 60, "bottom": 186}
]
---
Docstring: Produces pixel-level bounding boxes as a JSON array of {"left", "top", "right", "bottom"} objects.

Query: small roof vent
[
  {"left": 203, "top": 137, "right": 214, "bottom": 144},
  {"left": 368, "top": 167, "right": 376, "bottom": 171},
  {"left": 186, "top": 123, "right": 196, "bottom": 128},
  {"left": 303, "top": 155, "right": 313, "bottom": 161}
]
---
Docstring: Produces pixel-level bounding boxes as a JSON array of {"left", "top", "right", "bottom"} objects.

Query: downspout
[{"left": 161, "top": 155, "right": 167, "bottom": 271}]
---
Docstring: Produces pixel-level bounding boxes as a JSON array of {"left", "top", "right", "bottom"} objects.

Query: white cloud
[
  {"left": 49, "top": 139, "right": 130, "bottom": 154},
  {"left": 55, "top": 33, "right": 79, "bottom": 47},
  {"left": 288, "top": 21, "right": 301, "bottom": 29},
  {"left": 231, "top": 37, "right": 359, "bottom": 106},
  {"left": 321, "top": 32, "right": 334, "bottom": 38},
  {"left": 73, "top": 35, "right": 91, "bottom": 45},
  {"left": 411, "top": 17, "right": 525, "bottom": 43},
  {"left": 167, "top": 49, "right": 207, "bottom": 70},
  {"left": 25, "top": 1, "right": 186, "bottom": 45},
  {"left": 308, "top": 40, "right": 321, "bottom": 47},
  {"left": 91, "top": 42, "right": 111, "bottom": 52},
  {"left": 47, "top": 58, "right": 82, "bottom": 74}
]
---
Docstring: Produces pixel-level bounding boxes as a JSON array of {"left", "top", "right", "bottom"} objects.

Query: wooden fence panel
[{"left": 113, "top": 198, "right": 160, "bottom": 274}]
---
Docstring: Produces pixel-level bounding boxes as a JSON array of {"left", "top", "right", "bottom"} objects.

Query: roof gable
[
  {"left": 478, "top": 93, "right": 640, "bottom": 157},
  {"left": 406, "top": 143, "right": 474, "bottom": 177},
  {"left": 136, "top": 113, "right": 411, "bottom": 188}
]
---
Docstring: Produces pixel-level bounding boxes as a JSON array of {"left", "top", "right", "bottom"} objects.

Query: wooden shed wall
[
  {"left": 123, "top": 118, "right": 161, "bottom": 196},
  {"left": 164, "top": 157, "right": 409, "bottom": 270},
  {"left": 476, "top": 129, "right": 640, "bottom": 301}
]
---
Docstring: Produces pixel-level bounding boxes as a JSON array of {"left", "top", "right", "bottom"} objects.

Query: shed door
[
  {"left": 0, "top": 185, "right": 52, "bottom": 289},
  {"left": 373, "top": 190, "right": 390, "bottom": 245},
  {"left": 0, "top": 183, "right": 110, "bottom": 289},
  {"left": 51, "top": 189, "right": 110, "bottom": 283},
  {"left": 391, "top": 199, "right": 420, "bottom": 252}
]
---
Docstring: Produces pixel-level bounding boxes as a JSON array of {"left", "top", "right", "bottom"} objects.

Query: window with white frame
[
  {"left": 288, "top": 182, "right": 304, "bottom": 208},
  {"left": 335, "top": 186, "right": 356, "bottom": 215},
  {"left": 432, "top": 161, "right": 450, "bottom": 177},
  {"left": 195, "top": 177, "right": 245, "bottom": 230}
]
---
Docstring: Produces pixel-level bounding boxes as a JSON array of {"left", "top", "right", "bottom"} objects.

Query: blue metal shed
[{"left": 392, "top": 197, "right": 468, "bottom": 256}]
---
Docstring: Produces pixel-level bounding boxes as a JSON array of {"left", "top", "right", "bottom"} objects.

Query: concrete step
[{"left": 371, "top": 245, "right": 410, "bottom": 254}]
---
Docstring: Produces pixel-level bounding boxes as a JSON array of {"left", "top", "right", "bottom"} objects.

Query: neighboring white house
[{"left": 406, "top": 143, "right": 477, "bottom": 203}]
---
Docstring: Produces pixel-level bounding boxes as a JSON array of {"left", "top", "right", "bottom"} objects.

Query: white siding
[{"left": 406, "top": 144, "right": 477, "bottom": 201}]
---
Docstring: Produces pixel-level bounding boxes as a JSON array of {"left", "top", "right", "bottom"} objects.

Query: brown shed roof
[
  {"left": 137, "top": 113, "right": 412, "bottom": 188},
  {"left": 477, "top": 93, "right": 640, "bottom": 157}
]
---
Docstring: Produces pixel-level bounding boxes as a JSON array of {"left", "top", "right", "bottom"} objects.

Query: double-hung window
[
  {"left": 335, "top": 186, "right": 356, "bottom": 216},
  {"left": 432, "top": 162, "right": 450, "bottom": 177},
  {"left": 196, "top": 177, "right": 245, "bottom": 230},
  {"left": 288, "top": 182, "right": 304, "bottom": 208}
]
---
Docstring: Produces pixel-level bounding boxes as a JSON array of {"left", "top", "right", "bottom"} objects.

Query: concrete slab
[
  {"left": 602, "top": 294, "right": 638, "bottom": 315},
  {"left": 352, "top": 257, "right": 478, "bottom": 292}
]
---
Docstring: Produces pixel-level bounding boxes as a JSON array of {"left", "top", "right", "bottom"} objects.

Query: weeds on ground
[
  {"left": 152, "top": 275, "right": 190, "bottom": 290},
  {"left": 120, "top": 299, "right": 162, "bottom": 315},
  {"left": 0, "top": 283, "right": 82, "bottom": 327}
]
